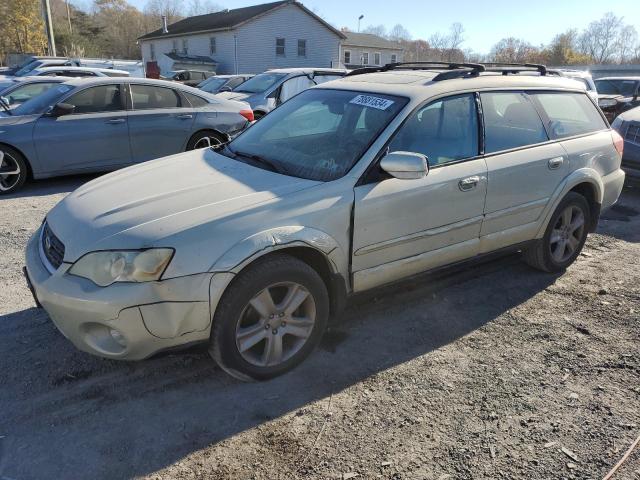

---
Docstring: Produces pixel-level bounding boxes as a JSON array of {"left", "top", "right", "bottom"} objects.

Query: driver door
[{"left": 352, "top": 93, "right": 487, "bottom": 292}]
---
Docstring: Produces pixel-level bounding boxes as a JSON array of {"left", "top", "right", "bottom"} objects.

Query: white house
[{"left": 138, "top": 1, "right": 405, "bottom": 75}]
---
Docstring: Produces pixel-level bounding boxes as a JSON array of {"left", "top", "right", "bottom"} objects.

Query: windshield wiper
[{"left": 226, "top": 146, "right": 288, "bottom": 175}]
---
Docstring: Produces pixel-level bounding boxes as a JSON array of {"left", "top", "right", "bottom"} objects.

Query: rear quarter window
[{"left": 531, "top": 92, "right": 607, "bottom": 139}]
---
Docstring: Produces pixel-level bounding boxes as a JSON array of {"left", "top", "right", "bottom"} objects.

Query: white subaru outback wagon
[{"left": 25, "top": 62, "right": 626, "bottom": 380}]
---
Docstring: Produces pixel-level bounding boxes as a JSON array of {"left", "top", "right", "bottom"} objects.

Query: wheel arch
[
  {"left": 209, "top": 227, "right": 350, "bottom": 320},
  {"left": 186, "top": 129, "right": 230, "bottom": 150},
  {"left": 535, "top": 168, "right": 603, "bottom": 238}
]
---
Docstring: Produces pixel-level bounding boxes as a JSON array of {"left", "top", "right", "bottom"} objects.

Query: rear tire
[
  {"left": 523, "top": 192, "right": 590, "bottom": 272},
  {"left": 186, "top": 130, "right": 226, "bottom": 150},
  {"left": 209, "top": 253, "right": 329, "bottom": 381},
  {"left": 0, "top": 145, "right": 28, "bottom": 195}
]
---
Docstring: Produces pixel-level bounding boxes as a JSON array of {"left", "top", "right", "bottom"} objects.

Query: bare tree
[
  {"left": 616, "top": 24, "right": 638, "bottom": 63},
  {"left": 388, "top": 24, "right": 411, "bottom": 42},
  {"left": 143, "top": 0, "right": 183, "bottom": 32},
  {"left": 578, "top": 12, "right": 623, "bottom": 63},
  {"left": 490, "top": 37, "right": 540, "bottom": 63},
  {"left": 187, "top": 0, "right": 222, "bottom": 17},
  {"left": 362, "top": 24, "right": 387, "bottom": 38}
]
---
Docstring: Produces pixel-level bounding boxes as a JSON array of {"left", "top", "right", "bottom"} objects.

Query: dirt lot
[{"left": 0, "top": 176, "right": 639, "bottom": 480}]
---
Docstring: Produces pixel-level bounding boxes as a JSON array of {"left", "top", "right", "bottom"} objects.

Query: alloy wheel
[
  {"left": 193, "top": 135, "right": 222, "bottom": 149},
  {"left": 0, "top": 150, "right": 21, "bottom": 192},
  {"left": 549, "top": 205, "right": 585, "bottom": 263},
  {"left": 235, "top": 282, "right": 316, "bottom": 367}
]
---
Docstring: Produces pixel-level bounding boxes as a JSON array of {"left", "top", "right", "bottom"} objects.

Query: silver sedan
[{"left": 0, "top": 77, "right": 253, "bottom": 194}]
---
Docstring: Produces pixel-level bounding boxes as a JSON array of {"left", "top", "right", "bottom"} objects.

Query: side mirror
[
  {"left": 380, "top": 151, "right": 428, "bottom": 180},
  {"left": 48, "top": 103, "right": 75, "bottom": 117},
  {"left": 219, "top": 85, "right": 232, "bottom": 92}
]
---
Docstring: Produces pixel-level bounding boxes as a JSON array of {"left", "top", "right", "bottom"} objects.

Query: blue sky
[{"left": 125, "top": 0, "right": 640, "bottom": 54}]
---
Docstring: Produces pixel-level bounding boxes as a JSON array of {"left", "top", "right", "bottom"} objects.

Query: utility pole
[
  {"left": 41, "top": 0, "right": 57, "bottom": 56},
  {"left": 66, "top": 0, "right": 73, "bottom": 35}
]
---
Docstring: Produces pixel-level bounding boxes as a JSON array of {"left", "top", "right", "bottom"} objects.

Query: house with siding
[
  {"left": 138, "top": 1, "right": 405, "bottom": 76},
  {"left": 341, "top": 32, "right": 404, "bottom": 68},
  {"left": 138, "top": 0, "right": 346, "bottom": 75}
]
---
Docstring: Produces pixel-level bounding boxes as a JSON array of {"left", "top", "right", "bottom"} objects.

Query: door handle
[
  {"left": 548, "top": 156, "right": 564, "bottom": 170},
  {"left": 105, "top": 118, "right": 125, "bottom": 124},
  {"left": 458, "top": 176, "right": 480, "bottom": 192},
  {"left": 177, "top": 114, "right": 193, "bottom": 120}
]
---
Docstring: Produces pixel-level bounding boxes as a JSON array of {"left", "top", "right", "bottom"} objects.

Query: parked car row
[
  {"left": 0, "top": 77, "right": 253, "bottom": 193},
  {"left": 21, "top": 62, "right": 625, "bottom": 381}
]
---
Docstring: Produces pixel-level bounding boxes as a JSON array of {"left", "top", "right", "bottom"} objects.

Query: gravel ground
[{"left": 0, "top": 176, "right": 639, "bottom": 480}]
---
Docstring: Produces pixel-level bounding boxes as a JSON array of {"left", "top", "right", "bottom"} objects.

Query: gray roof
[
  {"left": 138, "top": 1, "right": 346, "bottom": 41},
  {"left": 165, "top": 52, "right": 217, "bottom": 65},
  {"left": 342, "top": 32, "right": 404, "bottom": 51}
]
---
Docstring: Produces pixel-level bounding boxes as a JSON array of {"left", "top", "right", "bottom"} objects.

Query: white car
[
  {"left": 29, "top": 66, "right": 130, "bottom": 78},
  {"left": 25, "top": 62, "right": 625, "bottom": 380},
  {"left": 550, "top": 69, "right": 598, "bottom": 101}
]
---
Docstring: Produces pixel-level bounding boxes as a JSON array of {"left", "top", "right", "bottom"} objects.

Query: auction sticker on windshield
[{"left": 349, "top": 94, "right": 395, "bottom": 110}]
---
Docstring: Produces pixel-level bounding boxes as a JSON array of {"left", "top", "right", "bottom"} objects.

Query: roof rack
[
  {"left": 481, "top": 63, "right": 548, "bottom": 76},
  {"left": 346, "top": 61, "right": 486, "bottom": 78}
]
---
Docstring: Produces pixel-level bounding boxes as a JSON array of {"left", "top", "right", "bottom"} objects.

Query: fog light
[{"left": 109, "top": 328, "right": 127, "bottom": 347}]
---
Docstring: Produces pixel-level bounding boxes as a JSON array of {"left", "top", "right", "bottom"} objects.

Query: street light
[{"left": 358, "top": 14, "right": 364, "bottom": 33}]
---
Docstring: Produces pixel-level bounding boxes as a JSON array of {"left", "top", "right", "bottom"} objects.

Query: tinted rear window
[
  {"left": 532, "top": 92, "right": 607, "bottom": 139},
  {"left": 131, "top": 84, "right": 181, "bottom": 109}
]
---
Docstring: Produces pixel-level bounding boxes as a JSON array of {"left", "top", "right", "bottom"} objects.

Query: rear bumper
[
  {"left": 601, "top": 168, "right": 626, "bottom": 211},
  {"left": 24, "top": 227, "right": 213, "bottom": 360}
]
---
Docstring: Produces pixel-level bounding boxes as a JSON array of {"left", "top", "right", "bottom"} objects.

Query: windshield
[
  {"left": 14, "top": 60, "right": 43, "bottom": 77},
  {"left": 12, "top": 84, "right": 74, "bottom": 116},
  {"left": 2, "top": 81, "right": 62, "bottom": 108},
  {"left": 595, "top": 79, "right": 638, "bottom": 96},
  {"left": 199, "top": 77, "right": 228, "bottom": 92},
  {"left": 0, "top": 79, "right": 17, "bottom": 92},
  {"left": 224, "top": 89, "right": 407, "bottom": 181},
  {"left": 233, "top": 73, "right": 287, "bottom": 94}
]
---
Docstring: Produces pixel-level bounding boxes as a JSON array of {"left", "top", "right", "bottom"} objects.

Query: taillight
[
  {"left": 239, "top": 109, "right": 254, "bottom": 122},
  {"left": 612, "top": 129, "right": 624, "bottom": 157}
]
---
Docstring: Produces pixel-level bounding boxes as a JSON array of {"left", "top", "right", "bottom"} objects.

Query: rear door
[
  {"left": 352, "top": 93, "right": 487, "bottom": 291},
  {"left": 33, "top": 83, "right": 131, "bottom": 172},
  {"left": 126, "top": 83, "right": 196, "bottom": 162},
  {"left": 479, "top": 91, "right": 567, "bottom": 250}
]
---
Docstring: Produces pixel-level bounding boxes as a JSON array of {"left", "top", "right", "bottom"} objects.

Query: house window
[
  {"left": 172, "top": 39, "right": 178, "bottom": 53},
  {"left": 298, "top": 39, "right": 306, "bottom": 57},
  {"left": 344, "top": 50, "right": 351, "bottom": 64},
  {"left": 276, "top": 38, "right": 285, "bottom": 56},
  {"left": 150, "top": 43, "right": 155, "bottom": 61},
  {"left": 374, "top": 52, "right": 381, "bottom": 65},
  {"left": 362, "top": 52, "right": 369, "bottom": 65},
  {"left": 210, "top": 37, "right": 216, "bottom": 55},
  {"left": 182, "top": 38, "right": 188, "bottom": 54},
  {"left": 391, "top": 53, "right": 397, "bottom": 63}
]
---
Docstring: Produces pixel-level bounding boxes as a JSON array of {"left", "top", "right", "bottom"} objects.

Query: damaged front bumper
[{"left": 24, "top": 226, "right": 218, "bottom": 360}]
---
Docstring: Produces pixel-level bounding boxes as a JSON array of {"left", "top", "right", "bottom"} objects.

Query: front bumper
[{"left": 25, "top": 226, "right": 215, "bottom": 360}]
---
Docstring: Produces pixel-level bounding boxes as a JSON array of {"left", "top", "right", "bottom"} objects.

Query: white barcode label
[{"left": 349, "top": 94, "right": 394, "bottom": 110}]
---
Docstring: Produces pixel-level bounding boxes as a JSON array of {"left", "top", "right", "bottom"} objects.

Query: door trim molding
[{"left": 354, "top": 215, "right": 484, "bottom": 256}]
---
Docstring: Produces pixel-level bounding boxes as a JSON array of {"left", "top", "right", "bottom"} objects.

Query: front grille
[
  {"left": 41, "top": 222, "right": 65, "bottom": 270},
  {"left": 626, "top": 123, "right": 640, "bottom": 145}
]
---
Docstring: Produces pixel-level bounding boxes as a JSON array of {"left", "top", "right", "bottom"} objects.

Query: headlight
[
  {"left": 69, "top": 248, "right": 174, "bottom": 287},
  {"left": 598, "top": 99, "right": 618, "bottom": 108}
]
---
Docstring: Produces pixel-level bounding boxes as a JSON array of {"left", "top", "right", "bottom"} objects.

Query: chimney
[{"left": 162, "top": 15, "right": 168, "bottom": 34}]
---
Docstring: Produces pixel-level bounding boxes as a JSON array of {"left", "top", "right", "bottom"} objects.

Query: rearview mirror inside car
[
  {"left": 48, "top": 103, "right": 75, "bottom": 117},
  {"left": 219, "top": 86, "right": 232, "bottom": 92},
  {"left": 380, "top": 151, "right": 429, "bottom": 180}
]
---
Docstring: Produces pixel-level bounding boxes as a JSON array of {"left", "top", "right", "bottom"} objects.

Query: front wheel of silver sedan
[
  {"left": 209, "top": 253, "right": 329, "bottom": 381},
  {"left": 0, "top": 145, "right": 28, "bottom": 195},
  {"left": 186, "top": 130, "right": 227, "bottom": 150}
]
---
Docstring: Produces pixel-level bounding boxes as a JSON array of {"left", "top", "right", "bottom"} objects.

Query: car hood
[
  {"left": 46, "top": 149, "right": 321, "bottom": 261},
  {"left": 0, "top": 113, "right": 38, "bottom": 124},
  {"left": 616, "top": 106, "right": 640, "bottom": 122}
]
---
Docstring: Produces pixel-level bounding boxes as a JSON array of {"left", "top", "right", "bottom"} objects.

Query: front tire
[
  {"left": 523, "top": 192, "right": 590, "bottom": 272},
  {"left": 209, "top": 253, "right": 329, "bottom": 381},
  {"left": 0, "top": 145, "right": 28, "bottom": 195}
]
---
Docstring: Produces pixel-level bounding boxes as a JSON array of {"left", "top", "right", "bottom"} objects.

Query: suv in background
[
  {"left": 215, "top": 67, "right": 347, "bottom": 119},
  {"left": 612, "top": 105, "right": 640, "bottom": 177},
  {"left": 550, "top": 69, "right": 598, "bottom": 101},
  {"left": 25, "top": 62, "right": 625, "bottom": 380},
  {"left": 168, "top": 70, "right": 215, "bottom": 87},
  {"left": 595, "top": 76, "right": 640, "bottom": 121}
]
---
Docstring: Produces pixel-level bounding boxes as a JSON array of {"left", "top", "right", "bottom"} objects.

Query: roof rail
[
  {"left": 346, "top": 61, "right": 486, "bottom": 77},
  {"left": 481, "top": 63, "right": 548, "bottom": 76}
]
